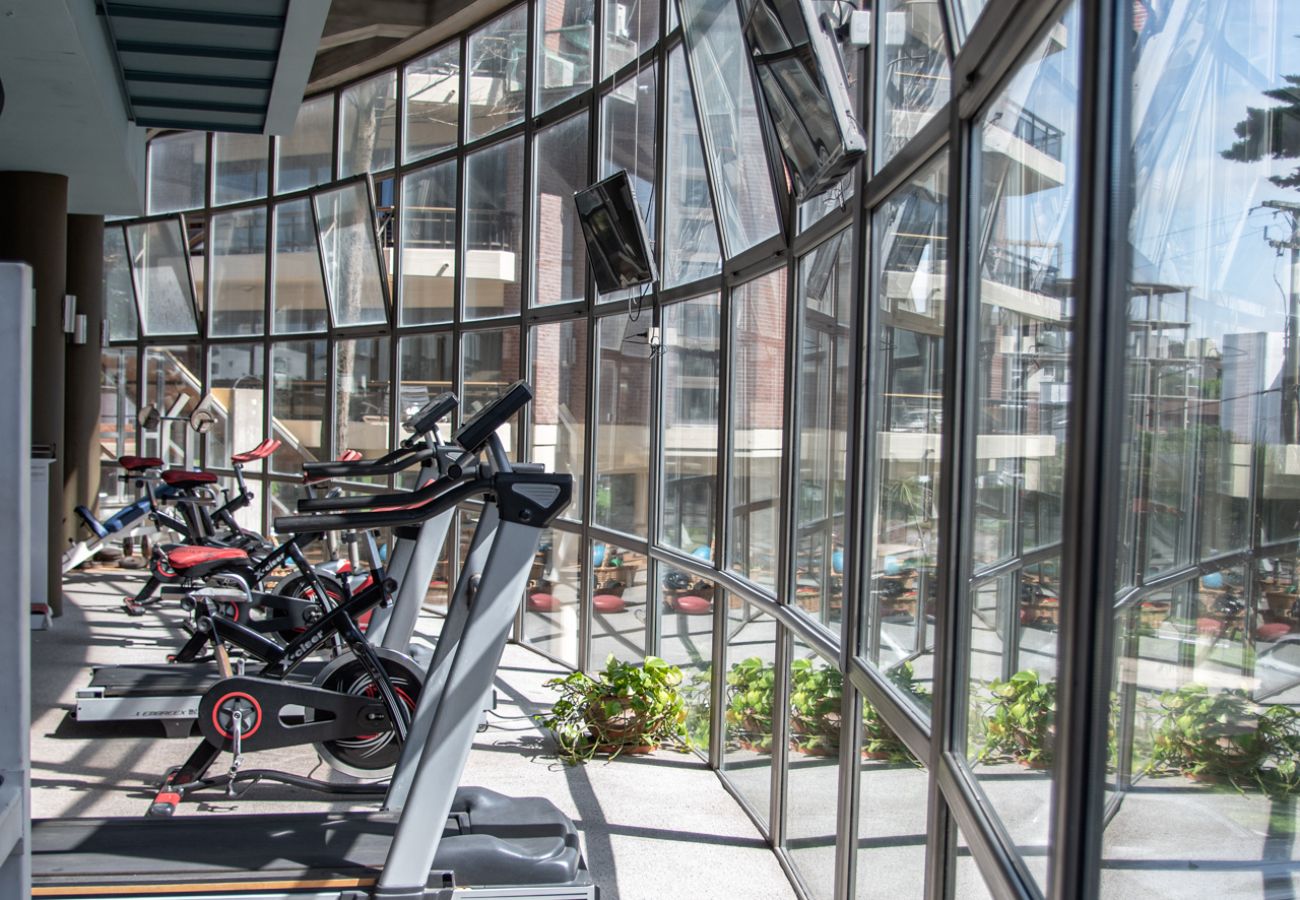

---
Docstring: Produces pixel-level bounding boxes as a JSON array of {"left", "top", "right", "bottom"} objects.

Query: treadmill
[
  {"left": 73, "top": 393, "right": 464, "bottom": 737},
  {"left": 33, "top": 382, "right": 597, "bottom": 900}
]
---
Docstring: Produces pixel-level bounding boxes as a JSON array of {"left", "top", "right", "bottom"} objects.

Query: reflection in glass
[
  {"left": 143, "top": 346, "right": 201, "bottom": 465},
  {"left": 785, "top": 639, "right": 842, "bottom": 900},
  {"left": 210, "top": 207, "right": 266, "bottom": 337},
  {"left": 465, "top": 137, "right": 524, "bottom": 319},
  {"left": 99, "top": 349, "right": 138, "bottom": 486},
  {"left": 877, "top": 0, "right": 950, "bottom": 168},
  {"left": 657, "top": 564, "right": 715, "bottom": 751},
  {"left": 401, "top": 160, "right": 458, "bottom": 325},
  {"left": 213, "top": 131, "right": 268, "bottom": 206},
  {"left": 663, "top": 46, "right": 722, "bottom": 288},
  {"left": 270, "top": 339, "right": 328, "bottom": 474},
  {"left": 126, "top": 219, "right": 200, "bottom": 336},
  {"left": 340, "top": 71, "right": 398, "bottom": 177},
  {"left": 335, "top": 337, "right": 391, "bottom": 465},
  {"left": 678, "top": 0, "right": 780, "bottom": 255},
  {"left": 602, "top": 0, "right": 658, "bottom": 77},
  {"left": 405, "top": 43, "right": 461, "bottom": 162},
  {"left": 534, "top": 113, "right": 589, "bottom": 306},
  {"left": 661, "top": 295, "right": 721, "bottom": 555},
  {"left": 589, "top": 540, "right": 648, "bottom": 663},
  {"left": 398, "top": 333, "right": 454, "bottom": 489},
  {"left": 314, "top": 181, "right": 389, "bottom": 328},
  {"left": 864, "top": 153, "right": 946, "bottom": 707},
  {"left": 462, "top": 328, "right": 521, "bottom": 450},
  {"left": 530, "top": 320, "right": 588, "bottom": 512},
  {"left": 207, "top": 343, "right": 265, "bottom": 469},
  {"left": 467, "top": 6, "right": 528, "bottom": 139},
  {"left": 525, "top": 526, "right": 583, "bottom": 666},
  {"left": 730, "top": 269, "right": 787, "bottom": 592},
  {"left": 795, "top": 233, "right": 851, "bottom": 627},
  {"left": 1102, "top": 2, "right": 1300, "bottom": 894},
  {"left": 276, "top": 95, "right": 334, "bottom": 194},
  {"left": 856, "top": 717, "right": 927, "bottom": 900},
  {"left": 722, "top": 603, "right": 778, "bottom": 825},
  {"left": 272, "top": 199, "right": 328, "bottom": 333},
  {"left": 600, "top": 65, "right": 658, "bottom": 303},
  {"left": 962, "top": 9, "right": 1078, "bottom": 892},
  {"left": 594, "top": 314, "right": 652, "bottom": 537},
  {"left": 104, "top": 227, "right": 138, "bottom": 341},
  {"left": 148, "top": 132, "right": 206, "bottom": 214},
  {"left": 537, "top": 0, "right": 594, "bottom": 110}
]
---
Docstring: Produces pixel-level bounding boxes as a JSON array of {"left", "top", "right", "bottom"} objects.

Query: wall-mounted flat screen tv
[
  {"left": 574, "top": 170, "right": 658, "bottom": 294},
  {"left": 739, "top": 0, "right": 865, "bottom": 199}
]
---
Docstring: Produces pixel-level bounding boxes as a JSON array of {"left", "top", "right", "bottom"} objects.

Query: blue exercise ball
[
  {"left": 884, "top": 556, "right": 902, "bottom": 576},
  {"left": 1202, "top": 572, "right": 1223, "bottom": 589},
  {"left": 592, "top": 544, "right": 606, "bottom": 567},
  {"left": 831, "top": 550, "right": 844, "bottom": 574},
  {"left": 691, "top": 545, "right": 712, "bottom": 562}
]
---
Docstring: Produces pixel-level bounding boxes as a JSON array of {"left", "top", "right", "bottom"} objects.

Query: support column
[
  {"left": 64, "top": 215, "right": 106, "bottom": 555},
  {"left": 0, "top": 172, "right": 69, "bottom": 616}
]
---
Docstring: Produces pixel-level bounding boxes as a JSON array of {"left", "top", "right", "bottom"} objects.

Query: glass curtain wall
[{"left": 102, "top": 0, "right": 1300, "bottom": 897}]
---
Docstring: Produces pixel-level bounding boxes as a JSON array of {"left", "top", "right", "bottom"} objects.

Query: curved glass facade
[{"left": 99, "top": 0, "right": 1300, "bottom": 897}]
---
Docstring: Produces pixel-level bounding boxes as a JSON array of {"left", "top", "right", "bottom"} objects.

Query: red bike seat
[
  {"left": 119, "top": 455, "right": 164, "bottom": 472},
  {"left": 161, "top": 469, "right": 219, "bottom": 488},
  {"left": 231, "top": 439, "right": 282, "bottom": 464}
]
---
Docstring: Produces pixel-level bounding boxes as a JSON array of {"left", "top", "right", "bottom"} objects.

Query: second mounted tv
[
  {"left": 738, "top": 0, "right": 866, "bottom": 199},
  {"left": 573, "top": 170, "right": 658, "bottom": 295}
]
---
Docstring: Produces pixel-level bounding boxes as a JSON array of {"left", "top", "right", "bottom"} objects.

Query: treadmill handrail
[
  {"left": 302, "top": 446, "right": 433, "bottom": 479},
  {"left": 296, "top": 462, "right": 479, "bottom": 512},
  {"left": 275, "top": 475, "right": 492, "bottom": 534}
]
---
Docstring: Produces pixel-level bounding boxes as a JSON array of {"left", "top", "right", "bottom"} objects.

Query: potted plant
[
  {"left": 536, "top": 655, "right": 690, "bottom": 764},
  {"left": 1150, "top": 683, "right": 1300, "bottom": 794},
  {"left": 725, "top": 656, "right": 775, "bottom": 753},
  {"left": 979, "top": 669, "right": 1056, "bottom": 769},
  {"left": 789, "top": 658, "right": 843, "bottom": 755}
]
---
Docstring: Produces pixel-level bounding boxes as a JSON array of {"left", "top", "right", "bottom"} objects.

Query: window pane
[
  {"left": 594, "top": 314, "right": 652, "bottom": 537},
  {"left": 207, "top": 343, "right": 265, "bottom": 469},
  {"left": 722, "top": 603, "right": 777, "bottom": 824},
  {"left": 401, "top": 160, "right": 458, "bottom": 325},
  {"left": 142, "top": 345, "right": 201, "bottom": 465},
  {"left": 99, "top": 349, "right": 137, "bottom": 477},
  {"left": 462, "top": 327, "right": 522, "bottom": 450},
  {"left": 795, "top": 233, "right": 851, "bottom": 629},
  {"left": 341, "top": 71, "right": 398, "bottom": 177},
  {"left": 786, "top": 638, "right": 843, "bottom": 900},
  {"left": 589, "top": 540, "right": 648, "bottom": 663},
  {"left": 679, "top": 0, "right": 779, "bottom": 256},
  {"left": 664, "top": 46, "right": 721, "bottom": 288},
  {"left": 126, "top": 218, "right": 199, "bottom": 336},
  {"left": 730, "top": 269, "right": 786, "bottom": 592},
  {"left": 856, "top": 708, "right": 927, "bottom": 900},
  {"left": 864, "top": 153, "right": 946, "bottom": 708},
  {"left": 148, "top": 133, "right": 205, "bottom": 214},
  {"left": 599, "top": 64, "right": 658, "bottom": 301},
  {"left": 314, "top": 181, "right": 389, "bottom": 328},
  {"left": 603, "top": 0, "right": 658, "bottom": 77},
  {"left": 467, "top": 6, "right": 528, "bottom": 140},
  {"left": 272, "top": 199, "right": 328, "bottom": 333},
  {"left": 213, "top": 131, "right": 268, "bottom": 206},
  {"left": 534, "top": 113, "right": 589, "bottom": 307},
  {"left": 657, "top": 565, "right": 715, "bottom": 750},
  {"left": 104, "top": 227, "right": 138, "bottom": 341},
  {"left": 398, "top": 332, "right": 454, "bottom": 487},
  {"left": 405, "top": 42, "right": 461, "bottom": 162},
  {"left": 661, "top": 295, "right": 721, "bottom": 555},
  {"left": 877, "top": 0, "right": 950, "bottom": 169},
  {"left": 1103, "top": 1, "right": 1300, "bottom": 895},
  {"left": 276, "top": 95, "right": 334, "bottom": 194},
  {"left": 525, "top": 526, "right": 583, "bottom": 665},
  {"left": 464, "top": 136, "right": 524, "bottom": 319},
  {"left": 962, "top": 9, "right": 1078, "bottom": 892},
  {"left": 335, "top": 337, "right": 391, "bottom": 463},
  {"left": 270, "top": 339, "right": 328, "bottom": 474},
  {"left": 530, "top": 320, "right": 588, "bottom": 515},
  {"left": 537, "top": 0, "right": 595, "bottom": 110},
  {"left": 209, "top": 207, "right": 266, "bottom": 337}
]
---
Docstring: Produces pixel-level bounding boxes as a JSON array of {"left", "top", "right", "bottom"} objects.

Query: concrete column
[
  {"left": 0, "top": 172, "right": 69, "bottom": 615},
  {"left": 64, "top": 215, "right": 105, "bottom": 554}
]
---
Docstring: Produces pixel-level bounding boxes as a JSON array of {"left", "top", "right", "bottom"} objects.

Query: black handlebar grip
[{"left": 402, "top": 391, "right": 459, "bottom": 440}]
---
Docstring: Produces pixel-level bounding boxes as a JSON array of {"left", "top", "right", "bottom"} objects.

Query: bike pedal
[
  {"left": 146, "top": 792, "right": 180, "bottom": 817},
  {"left": 123, "top": 601, "right": 146, "bottom": 617}
]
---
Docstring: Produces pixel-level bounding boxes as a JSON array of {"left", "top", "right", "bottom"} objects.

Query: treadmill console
[{"left": 402, "top": 391, "right": 458, "bottom": 439}]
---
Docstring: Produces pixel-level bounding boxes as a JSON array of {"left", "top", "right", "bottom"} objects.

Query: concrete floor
[{"left": 35, "top": 568, "right": 796, "bottom": 900}]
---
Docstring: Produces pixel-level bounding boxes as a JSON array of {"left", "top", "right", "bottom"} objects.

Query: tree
[{"left": 1222, "top": 75, "right": 1300, "bottom": 187}]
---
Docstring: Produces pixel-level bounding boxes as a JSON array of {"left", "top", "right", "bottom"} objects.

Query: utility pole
[{"left": 1263, "top": 199, "right": 1300, "bottom": 444}]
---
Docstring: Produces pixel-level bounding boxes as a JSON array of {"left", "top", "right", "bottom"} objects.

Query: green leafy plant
[
  {"left": 681, "top": 667, "right": 713, "bottom": 750},
  {"left": 1150, "top": 683, "right": 1300, "bottom": 795},
  {"left": 725, "top": 656, "right": 776, "bottom": 753},
  {"left": 863, "top": 663, "right": 926, "bottom": 764},
  {"left": 790, "top": 658, "right": 843, "bottom": 755},
  {"left": 979, "top": 670, "right": 1056, "bottom": 768},
  {"left": 536, "top": 655, "right": 690, "bottom": 764}
]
